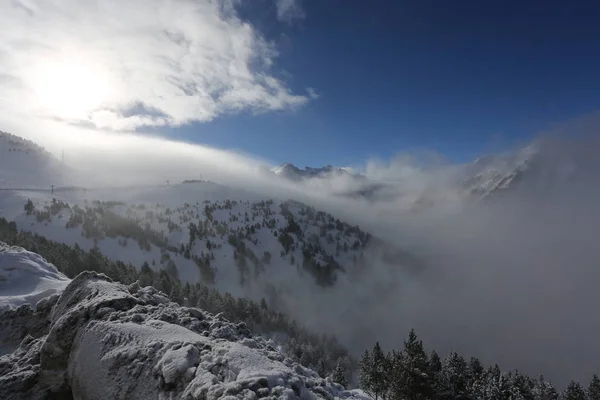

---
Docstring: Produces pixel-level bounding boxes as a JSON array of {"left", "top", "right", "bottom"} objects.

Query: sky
[{"left": 1, "top": 0, "right": 600, "bottom": 167}]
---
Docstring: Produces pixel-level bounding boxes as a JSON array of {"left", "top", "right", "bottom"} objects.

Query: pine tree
[
  {"left": 317, "top": 359, "right": 327, "bottom": 378},
  {"left": 140, "top": 261, "right": 152, "bottom": 275},
  {"left": 429, "top": 351, "right": 442, "bottom": 375},
  {"left": 400, "top": 329, "right": 431, "bottom": 400},
  {"left": 439, "top": 352, "right": 469, "bottom": 400},
  {"left": 510, "top": 371, "right": 534, "bottom": 400},
  {"left": 563, "top": 381, "right": 587, "bottom": 400},
  {"left": 165, "top": 259, "right": 178, "bottom": 280},
  {"left": 428, "top": 350, "right": 442, "bottom": 399},
  {"left": 182, "top": 282, "right": 191, "bottom": 304},
  {"left": 532, "top": 375, "right": 559, "bottom": 400},
  {"left": 170, "top": 282, "right": 183, "bottom": 304},
  {"left": 332, "top": 360, "right": 348, "bottom": 387},
  {"left": 387, "top": 350, "right": 405, "bottom": 400},
  {"left": 359, "top": 350, "right": 374, "bottom": 396},
  {"left": 139, "top": 261, "right": 154, "bottom": 287},
  {"left": 24, "top": 199, "right": 34, "bottom": 215},
  {"left": 359, "top": 343, "right": 388, "bottom": 400},
  {"left": 468, "top": 357, "right": 483, "bottom": 385},
  {"left": 589, "top": 375, "right": 600, "bottom": 400}
]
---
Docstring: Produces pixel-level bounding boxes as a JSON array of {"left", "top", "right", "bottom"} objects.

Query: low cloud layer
[{"left": 0, "top": 0, "right": 310, "bottom": 131}]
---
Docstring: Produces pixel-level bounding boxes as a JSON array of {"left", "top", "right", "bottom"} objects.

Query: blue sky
[
  {"left": 2, "top": 1, "right": 600, "bottom": 168},
  {"left": 161, "top": 0, "right": 600, "bottom": 168}
]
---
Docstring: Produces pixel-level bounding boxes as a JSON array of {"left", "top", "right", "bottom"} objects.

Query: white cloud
[
  {"left": 0, "top": 0, "right": 310, "bottom": 131},
  {"left": 275, "top": 0, "right": 305, "bottom": 23}
]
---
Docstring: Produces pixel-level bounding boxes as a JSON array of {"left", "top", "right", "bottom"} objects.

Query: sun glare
[{"left": 31, "top": 57, "right": 112, "bottom": 120}]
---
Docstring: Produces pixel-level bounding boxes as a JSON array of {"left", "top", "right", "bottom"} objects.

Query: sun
[{"left": 31, "top": 57, "right": 111, "bottom": 120}]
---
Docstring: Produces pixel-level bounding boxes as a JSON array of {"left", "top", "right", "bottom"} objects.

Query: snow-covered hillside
[
  {"left": 272, "top": 163, "right": 363, "bottom": 182},
  {"left": 0, "top": 186, "right": 412, "bottom": 305},
  {"left": 460, "top": 144, "right": 540, "bottom": 199},
  {"left": 0, "top": 248, "right": 370, "bottom": 400},
  {"left": 459, "top": 139, "right": 586, "bottom": 200},
  {"left": 0, "top": 131, "right": 75, "bottom": 189}
]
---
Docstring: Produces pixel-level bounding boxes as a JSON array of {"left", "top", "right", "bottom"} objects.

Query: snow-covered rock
[{"left": 0, "top": 269, "right": 370, "bottom": 400}]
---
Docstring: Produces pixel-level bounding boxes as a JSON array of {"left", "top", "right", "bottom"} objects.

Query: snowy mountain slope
[
  {"left": 272, "top": 163, "right": 364, "bottom": 182},
  {"left": 0, "top": 131, "right": 76, "bottom": 189},
  {"left": 0, "top": 268, "right": 370, "bottom": 400},
  {"left": 0, "top": 243, "right": 70, "bottom": 311},
  {"left": 460, "top": 144, "right": 540, "bottom": 199},
  {"left": 460, "top": 139, "right": 584, "bottom": 200},
  {"left": 272, "top": 139, "right": 586, "bottom": 204},
  {"left": 0, "top": 186, "right": 413, "bottom": 303}
]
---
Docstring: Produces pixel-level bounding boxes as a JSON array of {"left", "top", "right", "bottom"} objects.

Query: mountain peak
[{"left": 272, "top": 163, "right": 360, "bottom": 181}]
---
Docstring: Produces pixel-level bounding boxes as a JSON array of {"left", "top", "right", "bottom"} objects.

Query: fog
[{"left": 7, "top": 117, "right": 600, "bottom": 386}]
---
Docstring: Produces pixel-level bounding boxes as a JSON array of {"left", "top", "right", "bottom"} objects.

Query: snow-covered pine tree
[
  {"left": 400, "top": 329, "right": 431, "bottom": 399},
  {"left": 332, "top": 361, "right": 348, "bottom": 387},
  {"left": 531, "top": 375, "right": 559, "bottom": 400},
  {"left": 589, "top": 374, "right": 600, "bottom": 400},
  {"left": 439, "top": 351, "right": 469, "bottom": 400},
  {"left": 509, "top": 371, "right": 534, "bottom": 400},
  {"left": 317, "top": 359, "right": 327, "bottom": 378},
  {"left": 427, "top": 350, "right": 442, "bottom": 398},
  {"left": 359, "top": 343, "right": 388, "bottom": 400},
  {"left": 359, "top": 349, "right": 373, "bottom": 394},
  {"left": 563, "top": 381, "right": 587, "bottom": 400},
  {"left": 467, "top": 357, "right": 484, "bottom": 386},
  {"left": 387, "top": 350, "right": 404, "bottom": 400}
]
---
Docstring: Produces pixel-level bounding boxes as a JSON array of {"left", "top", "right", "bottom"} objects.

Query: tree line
[{"left": 359, "top": 330, "right": 599, "bottom": 400}]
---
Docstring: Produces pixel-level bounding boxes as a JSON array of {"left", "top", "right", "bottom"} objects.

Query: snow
[
  {"left": 157, "top": 344, "right": 201, "bottom": 384},
  {"left": 462, "top": 143, "right": 540, "bottom": 198},
  {"left": 0, "top": 243, "right": 70, "bottom": 311},
  {"left": 0, "top": 268, "right": 371, "bottom": 399},
  {"left": 272, "top": 162, "right": 363, "bottom": 182},
  {"left": 219, "top": 341, "right": 293, "bottom": 387}
]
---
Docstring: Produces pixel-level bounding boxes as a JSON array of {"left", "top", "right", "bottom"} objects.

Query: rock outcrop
[{"left": 0, "top": 272, "right": 368, "bottom": 400}]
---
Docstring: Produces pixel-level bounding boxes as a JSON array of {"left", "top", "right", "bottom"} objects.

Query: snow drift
[
  {"left": 0, "top": 267, "right": 368, "bottom": 400},
  {"left": 0, "top": 244, "right": 70, "bottom": 311}
]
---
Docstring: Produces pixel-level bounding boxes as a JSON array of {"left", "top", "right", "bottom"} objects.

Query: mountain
[
  {"left": 0, "top": 244, "right": 369, "bottom": 400},
  {"left": 270, "top": 140, "right": 583, "bottom": 204},
  {"left": 0, "top": 131, "right": 75, "bottom": 189},
  {"left": 0, "top": 190, "right": 399, "bottom": 292},
  {"left": 272, "top": 163, "right": 364, "bottom": 182},
  {"left": 0, "top": 132, "right": 419, "bottom": 316},
  {"left": 460, "top": 144, "right": 539, "bottom": 199},
  {"left": 460, "top": 140, "right": 581, "bottom": 200},
  {"left": 271, "top": 163, "right": 395, "bottom": 201}
]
